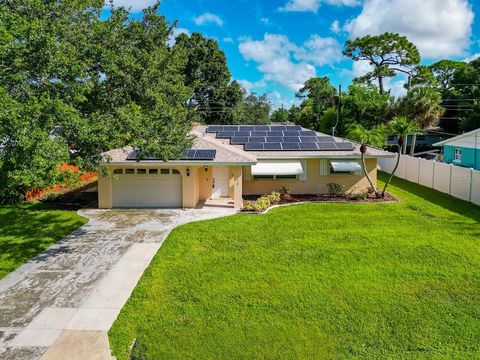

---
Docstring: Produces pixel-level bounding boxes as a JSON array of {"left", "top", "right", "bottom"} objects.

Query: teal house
[{"left": 433, "top": 128, "right": 480, "bottom": 170}]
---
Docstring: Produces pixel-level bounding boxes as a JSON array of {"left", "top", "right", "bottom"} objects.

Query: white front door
[{"left": 212, "top": 167, "right": 230, "bottom": 197}]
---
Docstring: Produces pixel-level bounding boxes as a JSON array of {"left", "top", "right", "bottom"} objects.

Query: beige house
[{"left": 98, "top": 124, "right": 390, "bottom": 210}]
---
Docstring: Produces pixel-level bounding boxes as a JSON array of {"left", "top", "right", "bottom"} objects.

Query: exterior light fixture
[
  {"left": 204, "top": 166, "right": 208, "bottom": 172},
  {"left": 186, "top": 168, "right": 190, "bottom": 176}
]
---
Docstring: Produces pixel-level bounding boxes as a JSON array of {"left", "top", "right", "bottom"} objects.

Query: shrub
[
  {"left": 279, "top": 184, "right": 291, "bottom": 195},
  {"left": 268, "top": 191, "right": 281, "bottom": 205},
  {"left": 242, "top": 196, "right": 271, "bottom": 212},
  {"left": 350, "top": 193, "right": 368, "bottom": 200},
  {"left": 327, "top": 183, "right": 346, "bottom": 197}
]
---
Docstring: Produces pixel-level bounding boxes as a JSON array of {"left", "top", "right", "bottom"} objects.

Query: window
[
  {"left": 253, "top": 174, "right": 297, "bottom": 180},
  {"left": 388, "top": 135, "right": 395, "bottom": 141},
  {"left": 417, "top": 135, "right": 425, "bottom": 141},
  {"left": 454, "top": 148, "right": 462, "bottom": 162},
  {"left": 148, "top": 169, "right": 158, "bottom": 174},
  {"left": 113, "top": 169, "right": 123, "bottom": 175},
  {"left": 329, "top": 165, "right": 352, "bottom": 175},
  {"left": 172, "top": 169, "right": 180, "bottom": 174},
  {"left": 137, "top": 169, "right": 147, "bottom": 174},
  {"left": 160, "top": 169, "right": 170, "bottom": 175},
  {"left": 125, "top": 169, "right": 134, "bottom": 174}
]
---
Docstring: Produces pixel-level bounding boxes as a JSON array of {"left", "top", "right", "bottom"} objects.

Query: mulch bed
[{"left": 243, "top": 192, "right": 398, "bottom": 205}]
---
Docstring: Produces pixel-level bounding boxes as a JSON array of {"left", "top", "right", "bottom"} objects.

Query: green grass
[
  {"left": 109, "top": 173, "right": 480, "bottom": 359},
  {"left": 0, "top": 202, "right": 87, "bottom": 279}
]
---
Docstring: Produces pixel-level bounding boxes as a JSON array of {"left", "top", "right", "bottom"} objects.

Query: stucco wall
[{"left": 242, "top": 158, "right": 377, "bottom": 195}]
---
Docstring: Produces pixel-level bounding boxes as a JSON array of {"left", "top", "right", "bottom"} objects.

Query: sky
[{"left": 106, "top": 0, "right": 480, "bottom": 108}]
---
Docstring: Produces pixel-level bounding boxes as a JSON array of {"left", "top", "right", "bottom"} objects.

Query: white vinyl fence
[{"left": 378, "top": 152, "right": 480, "bottom": 206}]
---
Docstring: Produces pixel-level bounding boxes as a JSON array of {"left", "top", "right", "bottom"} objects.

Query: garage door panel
[{"left": 112, "top": 173, "right": 182, "bottom": 208}]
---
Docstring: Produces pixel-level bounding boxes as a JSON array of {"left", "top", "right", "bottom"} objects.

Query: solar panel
[
  {"left": 238, "top": 125, "right": 255, "bottom": 131},
  {"left": 230, "top": 137, "right": 249, "bottom": 144},
  {"left": 283, "top": 136, "right": 300, "bottom": 143},
  {"left": 236, "top": 131, "right": 251, "bottom": 137},
  {"left": 282, "top": 143, "right": 300, "bottom": 150},
  {"left": 249, "top": 136, "right": 266, "bottom": 142},
  {"left": 299, "top": 143, "right": 319, "bottom": 150},
  {"left": 222, "top": 125, "right": 239, "bottom": 132},
  {"left": 270, "top": 125, "right": 286, "bottom": 130},
  {"left": 317, "top": 143, "right": 338, "bottom": 150},
  {"left": 244, "top": 142, "right": 264, "bottom": 150},
  {"left": 335, "top": 142, "right": 355, "bottom": 150},
  {"left": 284, "top": 131, "right": 300, "bottom": 136},
  {"left": 300, "top": 137, "right": 318, "bottom": 143},
  {"left": 254, "top": 125, "right": 270, "bottom": 131},
  {"left": 265, "top": 136, "right": 283, "bottom": 142},
  {"left": 263, "top": 142, "right": 282, "bottom": 150},
  {"left": 206, "top": 125, "right": 224, "bottom": 133},
  {"left": 126, "top": 149, "right": 139, "bottom": 160},
  {"left": 251, "top": 131, "right": 267, "bottom": 137},
  {"left": 266, "top": 131, "right": 284, "bottom": 137},
  {"left": 299, "top": 130, "right": 316, "bottom": 136},
  {"left": 193, "top": 150, "right": 217, "bottom": 159},
  {"left": 217, "top": 131, "right": 235, "bottom": 138}
]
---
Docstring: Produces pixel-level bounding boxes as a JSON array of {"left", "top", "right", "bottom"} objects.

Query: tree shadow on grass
[{"left": 379, "top": 172, "right": 480, "bottom": 224}]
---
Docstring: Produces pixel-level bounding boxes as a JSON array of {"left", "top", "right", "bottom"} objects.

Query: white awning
[
  {"left": 330, "top": 160, "right": 362, "bottom": 172},
  {"left": 251, "top": 160, "right": 304, "bottom": 176}
]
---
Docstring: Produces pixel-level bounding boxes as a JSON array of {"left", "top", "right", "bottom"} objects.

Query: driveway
[{"left": 0, "top": 207, "right": 235, "bottom": 360}]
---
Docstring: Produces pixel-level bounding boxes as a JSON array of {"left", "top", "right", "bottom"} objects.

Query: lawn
[
  {"left": 0, "top": 202, "right": 88, "bottom": 279},
  {"left": 109, "top": 173, "right": 480, "bottom": 359}
]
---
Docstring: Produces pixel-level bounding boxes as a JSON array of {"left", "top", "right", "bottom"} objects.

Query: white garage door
[{"left": 112, "top": 169, "right": 182, "bottom": 208}]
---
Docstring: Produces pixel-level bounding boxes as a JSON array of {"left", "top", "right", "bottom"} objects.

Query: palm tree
[
  {"left": 346, "top": 124, "right": 386, "bottom": 198},
  {"left": 381, "top": 116, "right": 423, "bottom": 196},
  {"left": 398, "top": 87, "right": 445, "bottom": 155}
]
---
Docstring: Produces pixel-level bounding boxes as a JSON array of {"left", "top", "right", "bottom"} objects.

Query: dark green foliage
[
  {"left": 343, "top": 33, "right": 420, "bottom": 94},
  {"left": 270, "top": 108, "right": 289, "bottom": 122},
  {"left": 236, "top": 92, "right": 271, "bottom": 124},
  {"left": 327, "top": 182, "right": 346, "bottom": 196}
]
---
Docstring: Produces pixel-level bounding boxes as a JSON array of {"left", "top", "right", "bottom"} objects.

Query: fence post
[
  {"left": 432, "top": 160, "right": 435, "bottom": 189},
  {"left": 417, "top": 157, "right": 421, "bottom": 184},
  {"left": 469, "top": 168, "right": 473, "bottom": 202},
  {"left": 448, "top": 164, "right": 453, "bottom": 195}
]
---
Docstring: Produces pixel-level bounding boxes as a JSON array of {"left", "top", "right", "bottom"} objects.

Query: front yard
[
  {"left": 109, "top": 173, "right": 480, "bottom": 359},
  {"left": 0, "top": 203, "right": 87, "bottom": 279}
]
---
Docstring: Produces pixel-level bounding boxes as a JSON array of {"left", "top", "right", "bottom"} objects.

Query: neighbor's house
[
  {"left": 433, "top": 128, "right": 480, "bottom": 170},
  {"left": 98, "top": 125, "right": 391, "bottom": 210},
  {"left": 387, "top": 129, "right": 450, "bottom": 152}
]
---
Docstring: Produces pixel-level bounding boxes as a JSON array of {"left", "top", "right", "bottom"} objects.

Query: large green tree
[{"left": 343, "top": 33, "right": 420, "bottom": 94}]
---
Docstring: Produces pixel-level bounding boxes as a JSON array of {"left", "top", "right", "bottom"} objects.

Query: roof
[
  {"left": 101, "top": 124, "right": 393, "bottom": 165},
  {"left": 433, "top": 128, "right": 480, "bottom": 147},
  {"left": 101, "top": 128, "right": 257, "bottom": 165},
  {"left": 195, "top": 125, "right": 392, "bottom": 159}
]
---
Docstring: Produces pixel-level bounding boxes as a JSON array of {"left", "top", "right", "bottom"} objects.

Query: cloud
[
  {"left": 239, "top": 33, "right": 343, "bottom": 91},
  {"left": 260, "top": 17, "right": 270, "bottom": 25},
  {"left": 278, "top": 0, "right": 359, "bottom": 12},
  {"left": 237, "top": 79, "right": 267, "bottom": 92},
  {"left": 193, "top": 12, "right": 224, "bottom": 27},
  {"left": 223, "top": 37, "right": 234, "bottom": 43},
  {"left": 105, "top": 0, "right": 157, "bottom": 11},
  {"left": 463, "top": 53, "right": 480, "bottom": 63},
  {"left": 268, "top": 91, "right": 300, "bottom": 110},
  {"left": 294, "top": 35, "right": 342, "bottom": 66},
  {"left": 330, "top": 20, "right": 341, "bottom": 34},
  {"left": 239, "top": 34, "right": 317, "bottom": 91},
  {"left": 167, "top": 27, "right": 190, "bottom": 47},
  {"left": 345, "top": 0, "right": 474, "bottom": 58}
]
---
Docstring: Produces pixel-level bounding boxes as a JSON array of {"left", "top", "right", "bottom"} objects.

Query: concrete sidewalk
[{"left": 0, "top": 207, "right": 235, "bottom": 360}]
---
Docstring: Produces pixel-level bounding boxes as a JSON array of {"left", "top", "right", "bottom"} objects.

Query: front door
[{"left": 212, "top": 167, "right": 230, "bottom": 197}]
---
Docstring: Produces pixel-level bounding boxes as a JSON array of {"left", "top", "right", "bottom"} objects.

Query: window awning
[
  {"left": 330, "top": 160, "right": 362, "bottom": 172},
  {"left": 251, "top": 161, "right": 304, "bottom": 176}
]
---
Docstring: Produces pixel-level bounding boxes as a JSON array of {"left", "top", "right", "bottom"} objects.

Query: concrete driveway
[{"left": 0, "top": 207, "right": 235, "bottom": 360}]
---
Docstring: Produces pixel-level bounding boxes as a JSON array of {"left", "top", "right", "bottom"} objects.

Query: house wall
[
  {"left": 443, "top": 145, "right": 480, "bottom": 170},
  {"left": 242, "top": 158, "right": 377, "bottom": 195}
]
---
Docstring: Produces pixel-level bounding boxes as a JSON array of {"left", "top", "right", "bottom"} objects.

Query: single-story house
[
  {"left": 98, "top": 124, "right": 391, "bottom": 209},
  {"left": 433, "top": 128, "right": 480, "bottom": 170}
]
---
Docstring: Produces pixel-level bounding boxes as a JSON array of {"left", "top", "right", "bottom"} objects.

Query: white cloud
[
  {"left": 463, "top": 53, "right": 480, "bottom": 63},
  {"left": 239, "top": 34, "right": 317, "bottom": 91},
  {"left": 279, "top": 0, "right": 320, "bottom": 12},
  {"left": 167, "top": 27, "right": 190, "bottom": 47},
  {"left": 260, "top": 17, "right": 270, "bottom": 25},
  {"left": 106, "top": 0, "right": 157, "bottom": 11},
  {"left": 223, "top": 37, "right": 234, "bottom": 43},
  {"left": 269, "top": 91, "right": 300, "bottom": 110},
  {"left": 239, "top": 33, "right": 343, "bottom": 91},
  {"left": 331, "top": 20, "right": 341, "bottom": 33},
  {"left": 193, "top": 12, "right": 223, "bottom": 27},
  {"left": 345, "top": 0, "right": 474, "bottom": 59},
  {"left": 278, "top": 0, "right": 359, "bottom": 12},
  {"left": 237, "top": 79, "right": 266, "bottom": 92},
  {"left": 294, "top": 35, "right": 342, "bottom": 66}
]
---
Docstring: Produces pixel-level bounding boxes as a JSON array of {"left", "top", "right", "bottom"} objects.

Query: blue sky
[{"left": 109, "top": 0, "right": 480, "bottom": 108}]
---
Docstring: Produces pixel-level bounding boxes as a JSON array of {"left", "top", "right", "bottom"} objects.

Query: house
[
  {"left": 98, "top": 124, "right": 391, "bottom": 210},
  {"left": 433, "top": 128, "right": 480, "bottom": 170},
  {"left": 386, "top": 129, "right": 451, "bottom": 153}
]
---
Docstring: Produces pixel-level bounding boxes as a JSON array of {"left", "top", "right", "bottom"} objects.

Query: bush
[
  {"left": 327, "top": 183, "right": 346, "bottom": 197},
  {"left": 268, "top": 191, "right": 281, "bottom": 205},
  {"left": 279, "top": 184, "right": 291, "bottom": 195},
  {"left": 242, "top": 196, "right": 271, "bottom": 212},
  {"left": 350, "top": 192, "right": 368, "bottom": 200}
]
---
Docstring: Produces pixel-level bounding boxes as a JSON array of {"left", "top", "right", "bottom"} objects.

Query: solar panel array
[
  {"left": 126, "top": 149, "right": 216, "bottom": 161},
  {"left": 206, "top": 125, "right": 354, "bottom": 151}
]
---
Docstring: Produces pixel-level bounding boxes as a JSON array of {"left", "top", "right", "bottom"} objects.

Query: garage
[{"left": 111, "top": 168, "right": 182, "bottom": 208}]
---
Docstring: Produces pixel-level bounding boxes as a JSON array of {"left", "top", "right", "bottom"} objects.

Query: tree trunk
[
  {"left": 402, "top": 135, "right": 408, "bottom": 154},
  {"left": 410, "top": 134, "right": 417, "bottom": 156},
  {"left": 361, "top": 151, "right": 380, "bottom": 198},
  {"left": 381, "top": 144, "right": 402, "bottom": 197},
  {"left": 378, "top": 75, "right": 384, "bottom": 94}
]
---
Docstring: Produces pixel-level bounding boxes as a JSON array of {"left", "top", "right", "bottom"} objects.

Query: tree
[
  {"left": 295, "top": 77, "right": 336, "bottom": 129},
  {"left": 460, "top": 100, "right": 480, "bottom": 132},
  {"left": 412, "top": 60, "right": 471, "bottom": 95},
  {"left": 396, "top": 86, "right": 445, "bottom": 154},
  {"left": 237, "top": 93, "right": 271, "bottom": 125},
  {"left": 173, "top": 32, "right": 232, "bottom": 124},
  {"left": 341, "top": 84, "right": 393, "bottom": 131},
  {"left": 271, "top": 107, "right": 289, "bottom": 123},
  {"left": 343, "top": 33, "right": 420, "bottom": 94},
  {"left": 346, "top": 124, "right": 386, "bottom": 197}
]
